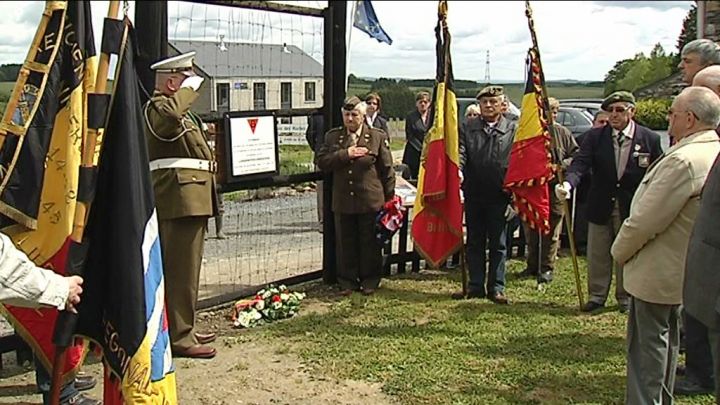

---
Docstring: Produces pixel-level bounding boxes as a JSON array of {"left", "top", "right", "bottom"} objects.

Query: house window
[
  {"left": 280, "top": 82, "right": 292, "bottom": 124},
  {"left": 304, "top": 82, "right": 316, "bottom": 102},
  {"left": 253, "top": 82, "right": 266, "bottom": 110},
  {"left": 216, "top": 83, "right": 229, "bottom": 112}
]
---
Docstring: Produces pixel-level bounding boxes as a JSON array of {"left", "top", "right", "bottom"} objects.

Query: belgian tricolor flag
[
  {"left": 411, "top": 0, "right": 463, "bottom": 268},
  {"left": 503, "top": 49, "right": 553, "bottom": 234}
]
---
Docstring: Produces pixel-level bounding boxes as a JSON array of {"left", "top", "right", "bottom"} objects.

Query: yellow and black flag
[
  {"left": 411, "top": 1, "right": 463, "bottom": 268},
  {"left": 0, "top": 0, "right": 97, "bottom": 382}
]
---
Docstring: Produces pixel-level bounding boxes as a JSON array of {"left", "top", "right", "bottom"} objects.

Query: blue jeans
[
  {"left": 34, "top": 356, "right": 78, "bottom": 405},
  {"left": 465, "top": 202, "right": 507, "bottom": 295}
]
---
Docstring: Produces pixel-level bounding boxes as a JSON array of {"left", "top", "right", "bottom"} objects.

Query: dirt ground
[{"left": 0, "top": 298, "right": 395, "bottom": 405}]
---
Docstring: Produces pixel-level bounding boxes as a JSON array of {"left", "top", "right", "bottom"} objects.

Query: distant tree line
[{"left": 0, "top": 64, "right": 21, "bottom": 82}]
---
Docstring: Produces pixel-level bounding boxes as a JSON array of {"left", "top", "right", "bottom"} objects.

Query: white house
[{"left": 170, "top": 39, "right": 324, "bottom": 142}]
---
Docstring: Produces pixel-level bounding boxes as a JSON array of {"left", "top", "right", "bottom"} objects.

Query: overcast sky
[{"left": 0, "top": 1, "right": 693, "bottom": 82}]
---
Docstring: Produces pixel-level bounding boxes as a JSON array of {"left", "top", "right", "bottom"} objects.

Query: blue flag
[{"left": 353, "top": 0, "right": 392, "bottom": 45}]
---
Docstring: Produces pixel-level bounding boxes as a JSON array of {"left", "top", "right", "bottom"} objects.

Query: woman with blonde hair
[{"left": 464, "top": 104, "right": 480, "bottom": 123}]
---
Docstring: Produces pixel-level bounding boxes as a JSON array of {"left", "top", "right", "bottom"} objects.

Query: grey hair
[
  {"left": 682, "top": 39, "right": 720, "bottom": 66},
  {"left": 682, "top": 86, "right": 720, "bottom": 128},
  {"left": 340, "top": 101, "right": 367, "bottom": 115}
]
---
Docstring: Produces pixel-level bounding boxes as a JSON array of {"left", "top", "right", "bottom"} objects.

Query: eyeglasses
[
  {"left": 366, "top": 101, "right": 378, "bottom": 105},
  {"left": 607, "top": 106, "right": 633, "bottom": 113}
]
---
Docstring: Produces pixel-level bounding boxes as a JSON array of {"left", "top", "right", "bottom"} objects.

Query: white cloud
[
  {"left": 0, "top": 0, "right": 693, "bottom": 83},
  {"left": 348, "top": 0, "right": 693, "bottom": 81}
]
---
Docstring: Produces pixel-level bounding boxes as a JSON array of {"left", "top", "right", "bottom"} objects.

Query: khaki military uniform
[
  {"left": 317, "top": 125, "right": 395, "bottom": 291},
  {"left": 144, "top": 88, "right": 218, "bottom": 351},
  {"left": 524, "top": 123, "right": 578, "bottom": 276}
]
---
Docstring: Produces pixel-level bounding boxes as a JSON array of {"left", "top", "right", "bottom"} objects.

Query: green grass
[
  {"left": 279, "top": 144, "right": 314, "bottom": 175},
  {"left": 242, "top": 256, "right": 710, "bottom": 405},
  {"left": 0, "top": 81, "right": 14, "bottom": 97}
]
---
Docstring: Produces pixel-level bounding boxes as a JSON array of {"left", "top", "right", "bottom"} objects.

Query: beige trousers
[{"left": 587, "top": 203, "right": 628, "bottom": 306}]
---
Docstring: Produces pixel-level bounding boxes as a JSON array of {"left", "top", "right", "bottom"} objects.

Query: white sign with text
[{"left": 228, "top": 115, "right": 277, "bottom": 177}]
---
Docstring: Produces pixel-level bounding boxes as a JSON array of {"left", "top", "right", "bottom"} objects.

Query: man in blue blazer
[{"left": 556, "top": 91, "right": 663, "bottom": 313}]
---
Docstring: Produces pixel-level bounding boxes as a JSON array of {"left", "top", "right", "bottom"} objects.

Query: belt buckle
[{"left": 210, "top": 160, "right": 217, "bottom": 173}]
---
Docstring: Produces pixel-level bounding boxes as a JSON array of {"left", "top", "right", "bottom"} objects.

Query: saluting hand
[{"left": 348, "top": 146, "right": 369, "bottom": 158}]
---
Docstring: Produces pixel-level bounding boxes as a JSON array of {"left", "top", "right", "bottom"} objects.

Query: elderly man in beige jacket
[{"left": 611, "top": 86, "right": 720, "bottom": 405}]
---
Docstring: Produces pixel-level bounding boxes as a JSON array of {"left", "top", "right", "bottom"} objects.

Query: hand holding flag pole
[
  {"left": 524, "top": 1, "right": 584, "bottom": 310},
  {"left": 49, "top": 2, "right": 121, "bottom": 404}
]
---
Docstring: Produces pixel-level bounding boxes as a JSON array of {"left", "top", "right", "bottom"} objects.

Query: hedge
[{"left": 634, "top": 98, "right": 671, "bottom": 130}]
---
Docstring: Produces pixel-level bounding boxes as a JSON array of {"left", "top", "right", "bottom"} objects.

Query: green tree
[
  {"left": 369, "top": 81, "right": 415, "bottom": 120},
  {"left": 604, "top": 45, "right": 675, "bottom": 94},
  {"left": 647, "top": 43, "right": 673, "bottom": 83},
  {"left": 604, "top": 59, "right": 634, "bottom": 95},
  {"left": 675, "top": 4, "right": 697, "bottom": 70}
]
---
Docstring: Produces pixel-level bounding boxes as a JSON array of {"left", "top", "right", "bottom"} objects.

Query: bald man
[{"left": 671, "top": 65, "right": 720, "bottom": 397}]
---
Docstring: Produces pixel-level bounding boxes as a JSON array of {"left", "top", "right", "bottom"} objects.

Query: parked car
[
  {"left": 556, "top": 106, "right": 593, "bottom": 138},
  {"left": 558, "top": 99, "right": 603, "bottom": 118}
]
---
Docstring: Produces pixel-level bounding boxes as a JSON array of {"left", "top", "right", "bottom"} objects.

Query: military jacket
[
  {"left": 317, "top": 125, "right": 395, "bottom": 214},
  {"left": 144, "top": 88, "right": 218, "bottom": 220}
]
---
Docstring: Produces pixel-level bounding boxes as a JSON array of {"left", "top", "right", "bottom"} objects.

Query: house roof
[{"left": 169, "top": 40, "right": 323, "bottom": 79}]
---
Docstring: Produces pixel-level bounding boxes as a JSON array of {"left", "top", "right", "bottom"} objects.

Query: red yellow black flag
[
  {"left": 410, "top": 1, "right": 463, "bottom": 268},
  {"left": 0, "top": 1, "right": 97, "bottom": 382},
  {"left": 503, "top": 49, "right": 553, "bottom": 234}
]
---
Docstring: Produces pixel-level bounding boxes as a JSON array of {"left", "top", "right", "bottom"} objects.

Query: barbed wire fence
[{"left": 168, "top": 1, "right": 328, "bottom": 308}]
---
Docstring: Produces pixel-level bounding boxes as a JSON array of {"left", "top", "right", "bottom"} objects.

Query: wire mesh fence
[
  {"left": 200, "top": 188, "right": 323, "bottom": 307},
  {"left": 166, "top": 1, "right": 329, "bottom": 306}
]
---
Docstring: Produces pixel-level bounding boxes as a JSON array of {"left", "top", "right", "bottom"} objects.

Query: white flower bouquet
[{"left": 231, "top": 284, "right": 306, "bottom": 328}]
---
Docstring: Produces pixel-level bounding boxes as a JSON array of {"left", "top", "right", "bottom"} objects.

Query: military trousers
[
  {"left": 159, "top": 216, "right": 208, "bottom": 351},
  {"left": 587, "top": 203, "right": 628, "bottom": 306},
  {"left": 626, "top": 297, "right": 680, "bottom": 405},
  {"left": 524, "top": 204, "right": 564, "bottom": 275},
  {"left": 334, "top": 212, "right": 382, "bottom": 291}
]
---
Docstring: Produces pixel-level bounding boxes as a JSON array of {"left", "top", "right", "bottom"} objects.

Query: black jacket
[
  {"left": 459, "top": 116, "right": 517, "bottom": 204},
  {"left": 565, "top": 122, "right": 663, "bottom": 224},
  {"left": 305, "top": 113, "right": 325, "bottom": 156},
  {"left": 368, "top": 114, "right": 389, "bottom": 137},
  {"left": 402, "top": 109, "right": 429, "bottom": 179}
]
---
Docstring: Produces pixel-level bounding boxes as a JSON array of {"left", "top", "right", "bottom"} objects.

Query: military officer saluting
[
  {"left": 317, "top": 96, "right": 395, "bottom": 296},
  {"left": 144, "top": 52, "right": 218, "bottom": 359}
]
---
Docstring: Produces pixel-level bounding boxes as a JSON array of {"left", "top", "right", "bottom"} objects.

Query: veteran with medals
[
  {"left": 317, "top": 97, "right": 396, "bottom": 296},
  {"left": 144, "top": 52, "right": 218, "bottom": 359},
  {"left": 556, "top": 91, "right": 663, "bottom": 313}
]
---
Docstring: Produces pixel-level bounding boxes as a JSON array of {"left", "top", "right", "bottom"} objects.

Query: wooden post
[{"left": 321, "top": 1, "right": 347, "bottom": 284}]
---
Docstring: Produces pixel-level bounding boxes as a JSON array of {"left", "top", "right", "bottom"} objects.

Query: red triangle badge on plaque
[{"left": 248, "top": 118, "right": 259, "bottom": 134}]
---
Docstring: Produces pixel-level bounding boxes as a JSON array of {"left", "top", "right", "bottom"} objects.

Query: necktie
[{"left": 617, "top": 131, "right": 625, "bottom": 147}]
